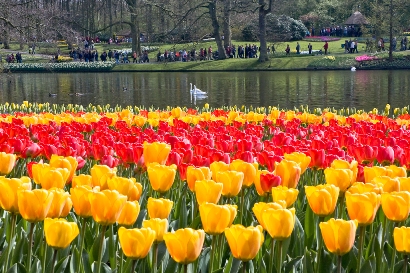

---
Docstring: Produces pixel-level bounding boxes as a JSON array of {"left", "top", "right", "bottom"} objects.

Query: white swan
[
  {"left": 193, "top": 85, "right": 207, "bottom": 95},
  {"left": 351, "top": 66, "right": 356, "bottom": 71},
  {"left": 190, "top": 83, "right": 194, "bottom": 93}
]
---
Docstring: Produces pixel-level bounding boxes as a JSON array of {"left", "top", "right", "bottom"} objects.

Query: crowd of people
[
  {"left": 310, "top": 26, "right": 362, "bottom": 37},
  {"left": 2, "top": 52, "right": 23, "bottom": 63}
]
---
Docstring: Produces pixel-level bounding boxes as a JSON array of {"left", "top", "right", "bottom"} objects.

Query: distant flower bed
[
  {"left": 324, "top": 56, "right": 336, "bottom": 61},
  {"left": 3, "top": 61, "right": 116, "bottom": 72},
  {"left": 114, "top": 46, "right": 159, "bottom": 54},
  {"left": 304, "top": 36, "right": 341, "bottom": 42},
  {"left": 355, "top": 55, "right": 378, "bottom": 62},
  {"left": 56, "top": 56, "right": 73, "bottom": 63}
]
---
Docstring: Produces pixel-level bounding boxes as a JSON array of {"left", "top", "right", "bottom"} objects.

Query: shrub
[{"left": 242, "top": 14, "right": 308, "bottom": 42}]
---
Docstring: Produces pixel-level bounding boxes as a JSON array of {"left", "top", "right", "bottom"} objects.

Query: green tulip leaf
[
  {"left": 304, "top": 206, "right": 315, "bottom": 249},
  {"left": 6, "top": 263, "right": 26, "bottom": 273},
  {"left": 69, "top": 246, "right": 79, "bottom": 273},
  {"left": 29, "top": 256, "right": 41, "bottom": 273},
  {"left": 54, "top": 255, "right": 70, "bottom": 273},
  {"left": 360, "top": 253, "right": 375, "bottom": 273},
  {"left": 284, "top": 256, "right": 303, "bottom": 273},
  {"left": 164, "top": 257, "right": 178, "bottom": 273},
  {"left": 303, "top": 248, "right": 314, "bottom": 273}
]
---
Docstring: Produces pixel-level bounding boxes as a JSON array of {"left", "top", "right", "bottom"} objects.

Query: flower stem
[
  {"left": 209, "top": 235, "right": 217, "bottom": 273},
  {"left": 337, "top": 255, "right": 342, "bottom": 273},
  {"left": 242, "top": 261, "right": 246, "bottom": 273},
  {"left": 337, "top": 195, "right": 345, "bottom": 219},
  {"left": 27, "top": 222, "right": 35, "bottom": 273},
  {"left": 403, "top": 255, "right": 408, "bottom": 273},
  {"left": 357, "top": 226, "right": 366, "bottom": 273},
  {"left": 153, "top": 242, "right": 158, "bottom": 273},
  {"left": 269, "top": 238, "right": 275, "bottom": 273},
  {"left": 277, "top": 240, "right": 283, "bottom": 273},
  {"left": 42, "top": 240, "right": 47, "bottom": 273},
  {"left": 96, "top": 225, "right": 107, "bottom": 273},
  {"left": 4, "top": 213, "right": 17, "bottom": 272},
  {"left": 76, "top": 217, "right": 87, "bottom": 273},
  {"left": 239, "top": 188, "right": 245, "bottom": 225},
  {"left": 316, "top": 217, "right": 324, "bottom": 273},
  {"left": 131, "top": 259, "right": 136, "bottom": 273},
  {"left": 50, "top": 249, "right": 58, "bottom": 273},
  {"left": 184, "top": 264, "right": 188, "bottom": 273}
]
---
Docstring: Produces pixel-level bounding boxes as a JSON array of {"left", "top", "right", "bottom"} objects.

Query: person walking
[
  {"left": 308, "top": 43, "right": 312, "bottom": 54},
  {"left": 323, "top": 41, "right": 329, "bottom": 55}
]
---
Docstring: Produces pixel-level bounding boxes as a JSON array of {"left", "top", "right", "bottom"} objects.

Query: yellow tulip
[
  {"left": 107, "top": 176, "right": 142, "bottom": 201},
  {"left": 381, "top": 192, "right": 410, "bottom": 222},
  {"left": 44, "top": 218, "right": 79, "bottom": 249},
  {"left": 70, "top": 185, "right": 96, "bottom": 218},
  {"left": 164, "top": 228, "right": 205, "bottom": 264},
  {"left": 345, "top": 191, "right": 381, "bottom": 226},
  {"left": 147, "top": 163, "right": 177, "bottom": 193},
  {"left": 32, "top": 163, "right": 70, "bottom": 189},
  {"left": 72, "top": 174, "right": 93, "bottom": 188},
  {"left": 142, "top": 218, "right": 169, "bottom": 242},
  {"left": 118, "top": 226, "right": 156, "bottom": 259},
  {"left": 262, "top": 208, "right": 296, "bottom": 240},
  {"left": 210, "top": 161, "right": 230, "bottom": 181},
  {"left": 305, "top": 184, "right": 339, "bottom": 217},
  {"left": 199, "top": 203, "right": 237, "bottom": 235},
  {"left": 216, "top": 170, "right": 244, "bottom": 197},
  {"left": 274, "top": 159, "right": 301, "bottom": 188},
  {"left": 50, "top": 154, "right": 78, "bottom": 182},
  {"left": 89, "top": 190, "right": 127, "bottom": 226},
  {"left": 147, "top": 198, "right": 173, "bottom": 219},
  {"left": 393, "top": 227, "right": 410, "bottom": 254},
  {"left": 370, "top": 176, "right": 400, "bottom": 193},
  {"left": 186, "top": 166, "right": 212, "bottom": 191},
  {"left": 47, "top": 188, "right": 73, "bottom": 218},
  {"left": 0, "top": 176, "right": 31, "bottom": 213},
  {"left": 224, "top": 225, "right": 264, "bottom": 261},
  {"left": 252, "top": 202, "right": 286, "bottom": 229},
  {"left": 117, "top": 201, "right": 140, "bottom": 227},
  {"left": 90, "top": 164, "right": 117, "bottom": 190},
  {"left": 331, "top": 159, "right": 358, "bottom": 183},
  {"left": 398, "top": 177, "right": 410, "bottom": 192},
  {"left": 284, "top": 152, "right": 311, "bottom": 174},
  {"left": 347, "top": 182, "right": 383, "bottom": 195},
  {"left": 143, "top": 141, "right": 171, "bottom": 165},
  {"left": 319, "top": 218, "right": 358, "bottom": 256},
  {"left": 386, "top": 165, "right": 406, "bottom": 178},
  {"left": 271, "top": 186, "right": 299, "bottom": 208},
  {"left": 0, "top": 152, "right": 17, "bottom": 175},
  {"left": 229, "top": 159, "right": 258, "bottom": 187},
  {"left": 18, "top": 189, "right": 54, "bottom": 222},
  {"left": 364, "top": 166, "right": 392, "bottom": 183},
  {"left": 324, "top": 167, "right": 354, "bottom": 192},
  {"left": 195, "top": 180, "right": 223, "bottom": 205}
]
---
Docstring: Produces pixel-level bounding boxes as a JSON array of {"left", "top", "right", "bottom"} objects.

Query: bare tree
[{"left": 258, "top": 0, "right": 273, "bottom": 62}]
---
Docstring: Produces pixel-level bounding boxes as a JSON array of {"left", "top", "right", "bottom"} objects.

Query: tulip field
[{"left": 2, "top": 101, "right": 410, "bottom": 273}]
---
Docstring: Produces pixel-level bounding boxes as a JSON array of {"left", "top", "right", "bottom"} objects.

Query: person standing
[
  {"left": 296, "top": 42, "right": 300, "bottom": 54},
  {"left": 285, "top": 44, "right": 290, "bottom": 55},
  {"left": 323, "top": 41, "right": 329, "bottom": 55},
  {"left": 308, "top": 43, "right": 313, "bottom": 54},
  {"left": 133, "top": 51, "right": 137, "bottom": 63}
]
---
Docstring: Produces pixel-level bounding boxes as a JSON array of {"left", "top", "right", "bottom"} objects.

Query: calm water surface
[{"left": 1, "top": 70, "right": 410, "bottom": 111}]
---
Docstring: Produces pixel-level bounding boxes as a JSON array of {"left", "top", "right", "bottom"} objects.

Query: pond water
[{"left": 1, "top": 70, "right": 410, "bottom": 111}]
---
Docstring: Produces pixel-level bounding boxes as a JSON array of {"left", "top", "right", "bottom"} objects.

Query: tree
[{"left": 258, "top": 0, "right": 274, "bottom": 62}]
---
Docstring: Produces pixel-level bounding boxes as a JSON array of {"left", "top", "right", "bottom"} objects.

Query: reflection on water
[{"left": 1, "top": 70, "right": 410, "bottom": 111}]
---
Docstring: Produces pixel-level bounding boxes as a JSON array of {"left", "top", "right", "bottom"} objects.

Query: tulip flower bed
[
  {"left": 2, "top": 101, "right": 410, "bottom": 273},
  {"left": 2, "top": 61, "right": 116, "bottom": 72}
]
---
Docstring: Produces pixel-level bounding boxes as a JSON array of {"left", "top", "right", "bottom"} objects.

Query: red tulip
[{"left": 260, "top": 173, "right": 282, "bottom": 192}]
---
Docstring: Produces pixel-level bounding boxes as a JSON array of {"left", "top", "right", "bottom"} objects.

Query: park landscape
[{"left": 1, "top": 0, "right": 410, "bottom": 273}]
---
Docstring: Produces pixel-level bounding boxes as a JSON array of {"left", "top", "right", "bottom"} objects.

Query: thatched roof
[{"left": 344, "top": 11, "right": 369, "bottom": 25}]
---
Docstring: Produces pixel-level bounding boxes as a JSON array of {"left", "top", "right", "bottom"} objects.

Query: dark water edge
[{"left": 1, "top": 70, "right": 409, "bottom": 111}]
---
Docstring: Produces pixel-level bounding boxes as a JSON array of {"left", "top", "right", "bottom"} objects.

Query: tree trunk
[
  {"left": 130, "top": 14, "right": 140, "bottom": 54},
  {"left": 388, "top": 0, "right": 393, "bottom": 61},
  {"left": 222, "top": 0, "right": 231, "bottom": 48},
  {"left": 108, "top": 0, "right": 113, "bottom": 37},
  {"left": 209, "top": 0, "right": 226, "bottom": 60},
  {"left": 258, "top": 0, "right": 273, "bottom": 62}
]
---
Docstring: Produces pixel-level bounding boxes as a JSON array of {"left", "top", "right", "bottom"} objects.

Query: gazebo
[
  {"left": 344, "top": 11, "right": 369, "bottom": 37},
  {"left": 344, "top": 11, "right": 369, "bottom": 26}
]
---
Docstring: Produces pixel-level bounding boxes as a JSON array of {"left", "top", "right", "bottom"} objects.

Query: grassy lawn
[{"left": 2, "top": 38, "right": 409, "bottom": 71}]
